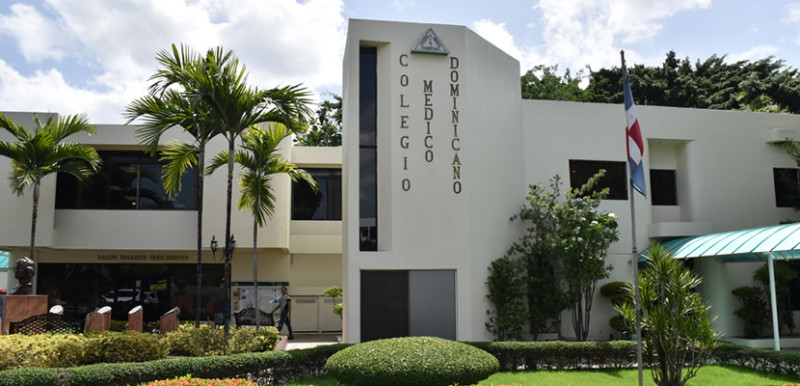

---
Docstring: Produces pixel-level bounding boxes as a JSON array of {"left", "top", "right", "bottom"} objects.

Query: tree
[
  {"left": 135, "top": 44, "right": 313, "bottom": 335},
  {"left": 559, "top": 173, "right": 619, "bottom": 341},
  {"left": 294, "top": 94, "right": 342, "bottom": 146},
  {"left": 322, "top": 285, "right": 343, "bottom": 319},
  {"left": 0, "top": 113, "right": 101, "bottom": 261},
  {"left": 485, "top": 256, "right": 526, "bottom": 341},
  {"left": 520, "top": 65, "right": 587, "bottom": 101},
  {"left": 616, "top": 244, "right": 721, "bottom": 386},
  {"left": 125, "top": 44, "right": 223, "bottom": 327},
  {"left": 524, "top": 51, "right": 800, "bottom": 113},
  {"left": 208, "top": 123, "right": 317, "bottom": 329},
  {"left": 488, "top": 171, "right": 618, "bottom": 340}
]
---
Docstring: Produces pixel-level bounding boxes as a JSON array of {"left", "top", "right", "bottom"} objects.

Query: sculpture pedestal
[{"left": 0, "top": 295, "right": 47, "bottom": 334}]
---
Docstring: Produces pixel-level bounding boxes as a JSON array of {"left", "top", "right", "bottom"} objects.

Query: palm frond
[{"left": 160, "top": 141, "right": 199, "bottom": 197}]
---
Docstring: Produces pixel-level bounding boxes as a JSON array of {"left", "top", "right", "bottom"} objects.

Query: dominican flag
[{"left": 624, "top": 70, "right": 647, "bottom": 197}]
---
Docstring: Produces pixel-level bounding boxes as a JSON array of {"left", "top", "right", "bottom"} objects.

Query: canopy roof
[{"left": 642, "top": 222, "right": 800, "bottom": 262}]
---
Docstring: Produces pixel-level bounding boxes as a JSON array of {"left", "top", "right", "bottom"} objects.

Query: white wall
[{"left": 343, "top": 19, "right": 524, "bottom": 342}]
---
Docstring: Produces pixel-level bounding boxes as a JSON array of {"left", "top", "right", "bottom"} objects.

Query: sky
[{"left": 1, "top": 0, "right": 800, "bottom": 123}]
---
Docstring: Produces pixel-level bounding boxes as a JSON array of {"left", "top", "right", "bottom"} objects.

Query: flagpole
[{"left": 622, "top": 50, "right": 644, "bottom": 386}]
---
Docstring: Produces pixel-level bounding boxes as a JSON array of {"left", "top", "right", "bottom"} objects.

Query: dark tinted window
[
  {"left": 568, "top": 160, "right": 627, "bottom": 200},
  {"left": 650, "top": 169, "right": 678, "bottom": 206},
  {"left": 292, "top": 169, "right": 341, "bottom": 220},
  {"left": 56, "top": 151, "right": 196, "bottom": 210},
  {"left": 774, "top": 168, "right": 800, "bottom": 208}
]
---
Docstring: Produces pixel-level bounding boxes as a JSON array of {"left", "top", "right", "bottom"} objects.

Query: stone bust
[{"left": 10, "top": 256, "right": 34, "bottom": 295}]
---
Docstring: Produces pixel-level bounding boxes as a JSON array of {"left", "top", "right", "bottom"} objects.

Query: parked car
[{"left": 102, "top": 289, "right": 140, "bottom": 303}]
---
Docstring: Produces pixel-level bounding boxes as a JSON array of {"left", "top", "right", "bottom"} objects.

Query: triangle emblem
[{"left": 411, "top": 28, "right": 449, "bottom": 56}]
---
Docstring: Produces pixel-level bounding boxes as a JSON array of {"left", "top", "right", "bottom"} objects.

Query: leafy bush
[
  {"left": 469, "top": 340, "right": 636, "bottom": 371},
  {"left": 84, "top": 331, "right": 167, "bottom": 364},
  {"left": 164, "top": 324, "right": 226, "bottom": 356},
  {"left": 138, "top": 375, "right": 257, "bottom": 385},
  {"left": 326, "top": 336, "right": 498, "bottom": 386},
  {"left": 0, "top": 333, "right": 87, "bottom": 370},
  {"left": 0, "top": 344, "right": 350, "bottom": 386},
  {"left": 226, "top": 326, "right": 279, "bottom": 354},
  {"left": 0, "top": 331, "right": 163, "bottom": 370}
]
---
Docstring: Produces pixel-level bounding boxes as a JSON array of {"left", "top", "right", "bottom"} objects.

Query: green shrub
[
  {"left": 164, "top": 324, "right": 226, "bottom": 356},
  {"left": 84, "top": 331, "right": 166, "bottom": 364},
  {"left": 226, "top": 326, "right": 279, "bottom": 354},
  {"left": 326, "top": 336, "right": 498, "bottom": 386}
]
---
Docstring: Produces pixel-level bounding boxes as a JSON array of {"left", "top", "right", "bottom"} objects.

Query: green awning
[{"left": 641, "top": 222, "right": 800, "bottom": 262}]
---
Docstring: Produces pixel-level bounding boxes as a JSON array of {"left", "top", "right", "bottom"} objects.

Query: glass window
[
  {"left": 292, "top": 168, "right": 342, "bottom": 220},
  {"left": 650, "top": 169, "right": 678, "bottom": 206},
  {"left": 56, "top": 151, "right": 197, "bottom": 210},
  {"left": 568, "top": 160, "right": 628, "bottom": 200},
  {"left": 774, "top": 168, "right": 800, "bottom": 208},
  {"left": 360, "top": 46, "right": 378, "bottom": 251}
]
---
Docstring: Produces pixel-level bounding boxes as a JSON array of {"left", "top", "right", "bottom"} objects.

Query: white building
[
  {"left": 0, "top": 111, "right": 343, "bottom": 332},
  {"left": 4, "top": 18, "right": 800, "bottom": 344},
  {"left": 341, "top": 19, "right": 800, "bottom": 343}
]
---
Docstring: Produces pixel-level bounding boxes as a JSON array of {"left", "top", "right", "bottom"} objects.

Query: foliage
[
  {"left": 83, "top": 331, "right": 167, "bottom": 364},
  {"left": 0, "top": 331, "right": 166, "bottom": 371},
  {"left": 164, "top": 324, "right": 226, "bottom": 356},
  {"left": 599, "top": 281, "right": 631, "bottom": 334},
  {"left": 485, "top": 256, "right": 526, "bottom": 341},
  {"left": 521, "top": 65, "right": 588, "bottom": 101},
  {"left": 468, "top": 340, "right": 636, "bottom": 372},
  {"left": 0, "top": 343, "right": 349, "bottom": 386},
  {"left": 326, "top": 337, "right": 498, "bottom": 386},
  {"left": 0, "top": 113, "right": 101, "bottom": 260},
  {"left": 523, "top": 51, "right": 800, "bottom": 114},
  {"left": 293, "top": 94, "right": 342, "bottom": 147},
  {"left": 225, "top": 326, "right": 279, "bottom": 354},
  {"left": 616, "top": 244, "right": 722, "bottom": 386},
  {"left": 731, "top": 285, "right": 769, "bottom": 338},
  {"left": 138, "top": 375, "right": 257, "bottom": 386},
  {"left": 754, "top": 261, "right": 798, "bottom": 334},
  {"left": 321, "top": 286, "right": 343, "bottom": 318},
  {"left": 731, "top": 261, "right": 798, "bottom": 338},
  {"left": 490, "top": 172, "right": 618, "bottom": 341}
]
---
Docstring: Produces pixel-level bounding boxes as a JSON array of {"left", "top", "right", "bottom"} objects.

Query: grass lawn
[{"left": 280, "top": 365, "right": 800, "bottom": 385}]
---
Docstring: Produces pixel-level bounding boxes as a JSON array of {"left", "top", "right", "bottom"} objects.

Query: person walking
[{"left": 271, "top": 286, "right": 294, "bottom": 339}]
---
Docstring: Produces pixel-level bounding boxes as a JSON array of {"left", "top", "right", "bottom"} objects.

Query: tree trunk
[
  {"left": 30, "top": 181, "right": 40, "bottom": 261},
  {"left": 223, "top": 136, "right": 235, "bottom": 337},
  {"left": 253, "top": 219, "right": 259, "bottom": 330},
  {"left": 195, "top": 148, "right": 205, "bottom": 327}
]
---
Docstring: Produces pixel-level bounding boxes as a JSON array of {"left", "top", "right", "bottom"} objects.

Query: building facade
[
  {"left": 0, "top": 111, "right": 342, "bottom": 332},
  {"left": 342, "top": 19, "right": 800, "bottom": 343}
]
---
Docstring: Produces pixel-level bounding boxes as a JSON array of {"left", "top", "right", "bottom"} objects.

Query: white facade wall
[
  {"left": 0, "top": 113, "right": 342, "bottom": 330},
  {"left": 343, "top": 19, "right": 800, "bottom": 342},
  {"left": 343, "top": 20, "right": 524, "bottom": 342}
]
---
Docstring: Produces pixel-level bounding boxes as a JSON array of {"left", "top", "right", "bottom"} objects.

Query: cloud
[
  {"left": 0, "top": 0, "right": 346, "bottom": 123},
  {"left": 0, "top": 3, "right": 72, "bottom": 62},
  {"left": 729, "top": 45, "right": 779, "bottom": 63},
  {"left": 532, "top": 0, "right": 711, "bottom": 71},
  {"left": 786, "top": 3, "right": 800, "bottom": 24},
  {"left": 472, "top": 19, "right": 541, "bottom": 73}
]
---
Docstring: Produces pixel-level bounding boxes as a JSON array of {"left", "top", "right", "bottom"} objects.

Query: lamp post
[{"left": 210, "top": 233, "right": 236, "bottom": 336}]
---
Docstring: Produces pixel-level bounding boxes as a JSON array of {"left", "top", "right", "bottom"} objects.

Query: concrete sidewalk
[{"left": 276, "top": 333, "right": 341, "bottom": 351}]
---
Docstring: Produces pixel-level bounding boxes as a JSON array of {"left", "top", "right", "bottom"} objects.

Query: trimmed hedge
[
  {"left": 0, "top": 331, "right": 167, "bottom": 371},
  {"left": 2, "top": 339, "right": 799, "bottom": 385},
  {"left": 326, "top": 337, "right": 499, "bottom": 386},
  {"left": 468, "top": 340, "right": 636, "bottom": 371},
  {"left": 713, "top": 343, "right": 800, "bottom": 378},
  {"left": 0, "top": 344, "right": 350, "bottom": 386}
]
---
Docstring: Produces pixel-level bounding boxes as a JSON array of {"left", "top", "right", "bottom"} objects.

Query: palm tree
[
  {"left": 0, "top": 113, "right": 101, "bottom": 261},
  {"left": 208, "top": 123, "right": 317, "bottom": 329},
  {"left": 132, "top": 44, "right": 313, "bottom": 334},
  {"left": 125, "top": 44, "right": 222, "bottom": 327}
]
